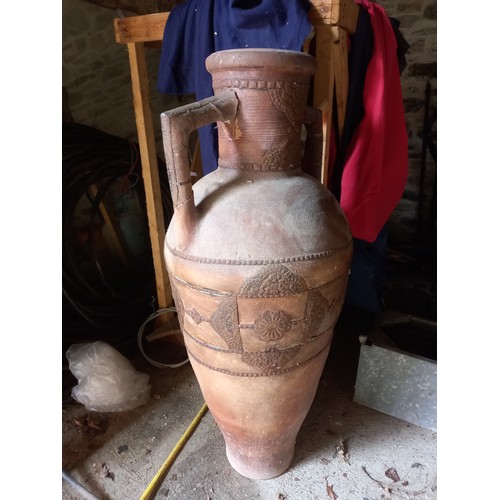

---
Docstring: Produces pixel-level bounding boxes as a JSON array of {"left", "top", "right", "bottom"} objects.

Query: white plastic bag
[{"left": 66, "top": 341, "right": 151, "bottom": 412}]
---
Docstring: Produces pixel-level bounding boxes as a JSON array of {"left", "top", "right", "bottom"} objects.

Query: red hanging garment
[{"left": 336, "top": 0, "right": 408, "bottom": 243}]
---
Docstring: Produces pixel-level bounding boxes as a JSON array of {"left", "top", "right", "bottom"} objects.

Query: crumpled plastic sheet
[{"left": 66, "top": 341, "right": 151, "bottom": 412}]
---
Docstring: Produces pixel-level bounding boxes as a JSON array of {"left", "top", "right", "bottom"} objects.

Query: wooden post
[
  {"left": 313, "top": 24, "right": 337, "bottom": 186},
  {"left": 309, "top": 0, "right": 358, "bottom": 186},
  {"left": 126, "top": 41, "right": 172, "bottom": 313},
  {"left": 332, "top": 26, "right": 349, "bottom": 139}
]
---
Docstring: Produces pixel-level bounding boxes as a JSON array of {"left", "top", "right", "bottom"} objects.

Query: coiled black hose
[{"left": 62, "top": 122, "right": 173, "bottom": 352}]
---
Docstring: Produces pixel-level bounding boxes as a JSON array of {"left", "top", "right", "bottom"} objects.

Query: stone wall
[
  {"left": 380, "top": 0, "right": 437, "bottom": 246},
  {"left": 62, "top": 0, "right": 183, "bottom": 156},
  {"left": 62, "top": 0, "right": 436, "bottom": 246}
]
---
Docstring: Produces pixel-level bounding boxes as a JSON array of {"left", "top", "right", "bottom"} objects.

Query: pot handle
[
  {"left": 302, "top": 106, "right": 324, "bottom": 183},
  {"left": 161, "top": 90, "right": 239, "bottom": 247}
]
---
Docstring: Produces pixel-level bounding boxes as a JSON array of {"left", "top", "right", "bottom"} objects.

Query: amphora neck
[{"left": 206, "top": 49, "right": 316, "bottom": 172}]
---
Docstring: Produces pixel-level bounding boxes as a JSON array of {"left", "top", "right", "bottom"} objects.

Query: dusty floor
[{"left": 62, "top": 251, "right": 437, "bottom": 500}]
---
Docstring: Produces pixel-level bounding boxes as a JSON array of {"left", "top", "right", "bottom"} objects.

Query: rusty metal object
[{"left": 161, "top": 49, "right": 353, "bottom": 479}]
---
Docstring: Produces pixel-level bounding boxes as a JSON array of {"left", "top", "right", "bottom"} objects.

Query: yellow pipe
[{"left": 140, "top": 402, "right": 209, "bottom": 500}]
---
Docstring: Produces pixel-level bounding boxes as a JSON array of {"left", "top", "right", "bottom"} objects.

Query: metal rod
[{"left": 62, "top": 469, "right": 100, "bottom": 500}]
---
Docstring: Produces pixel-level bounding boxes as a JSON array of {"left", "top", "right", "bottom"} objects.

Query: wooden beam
[
  {"left": 302, "top": 0, "right": 359, "bottom": 31},
  {"left": 126, "top": 41, "right": 173, "bottom": 312},
  {"left": 309, "top": 0, "right": 335, "bottom": 25},
  {"left": 115, "top": 13, "right": 169, "bottom": 44},
  {"left": 312, "top": 24, "right": 336, "bottom": 186},
  {"left": 114, "top": 1, "right": 358, "bottom": 45},
  {"left": 332, "top": 26, "right": 349, "bottom": 139},
  {"left": 331, "top": 0, "right": 360, "bottom": 33}
]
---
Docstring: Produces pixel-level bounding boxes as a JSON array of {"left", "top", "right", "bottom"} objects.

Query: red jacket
[{"left": 333, "top": 0, "right": 408, "bottom": 243}]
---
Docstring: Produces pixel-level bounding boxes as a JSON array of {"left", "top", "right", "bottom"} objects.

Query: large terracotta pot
[{"left": 161, "top": 49, "right": 352, "bottom": 479}]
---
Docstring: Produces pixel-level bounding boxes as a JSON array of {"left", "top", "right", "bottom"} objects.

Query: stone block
[
  {"left": 395, "top": 14, "right": 422, "bottom": 28},
  {"left": 404, "top": 97, "right": 425, "bottom": 113},
  {"left": 355, "top": 339, "right": 436, "bottom": 432},
  {"left": 396, "top": 0, "right": 425, "bottom": 14},
  {"left": 408, "top": 62, "right": 437, "bottom": 78},
  {"left": 407, "top": 38, "right": 425, "bottom": 53},
  {"left": 423, "top": 2, "right": 437, "bottom": 20}
]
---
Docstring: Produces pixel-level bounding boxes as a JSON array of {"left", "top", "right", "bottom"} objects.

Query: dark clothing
[
  {"left": 157, "top": 0, "right": 312, "bottom": 175},
  {"left": 327, "top": 0, "right": 408, "bottom": 243}
]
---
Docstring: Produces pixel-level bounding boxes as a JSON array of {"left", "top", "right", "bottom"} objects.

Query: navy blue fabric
[
  {"left": 328, "top": 6, "right": 373, "bottom": 202},
  {"left": 157, "top": 0, "right": 312, "bottom": 175},
  {"left": 344, "top": 224, "right": 388, "bottom": 315}
]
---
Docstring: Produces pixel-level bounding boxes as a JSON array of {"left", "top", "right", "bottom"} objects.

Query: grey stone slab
[{"left": 354, "top": 343, "right": 437, "bottom": 431}]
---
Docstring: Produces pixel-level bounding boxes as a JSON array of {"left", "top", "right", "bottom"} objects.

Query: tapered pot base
[{"left": 225, "top": 442, "right": 294, "bottom": 480}]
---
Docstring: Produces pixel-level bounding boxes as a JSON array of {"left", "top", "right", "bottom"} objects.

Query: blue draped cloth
[{"left": 157, "top": 0, "right": 312, "bottom": 175}]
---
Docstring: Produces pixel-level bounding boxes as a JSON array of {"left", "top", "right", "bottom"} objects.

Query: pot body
[{"left": 161, "top": 49, "right": 353, "bottom": 479}]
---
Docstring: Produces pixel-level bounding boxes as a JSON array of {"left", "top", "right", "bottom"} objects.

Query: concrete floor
[{"left": 62, "top": 315, "right": 437, "bottom": 499}]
